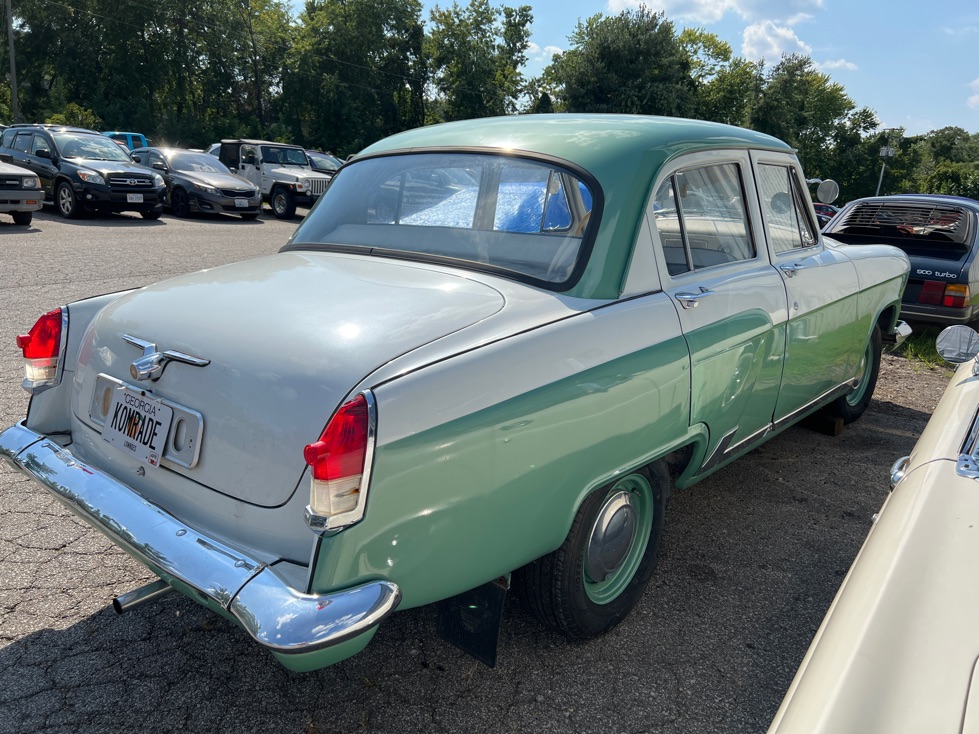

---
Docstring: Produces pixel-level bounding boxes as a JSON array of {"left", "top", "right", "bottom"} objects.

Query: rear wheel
[
  {"left": 171, "top": 188, "right": 191, "bottom": 218},
  {"left": 56, "top": 181, "right": 81, "bottom": 219},
  {"left": 516, "top": 462, "right": 669, "bottom": 640},
  {"left": 11, "top": 211, "right": 31, "bottom": 226},
  {"left": 824, "top": 324, "right": 882, "bottom": 424},
  {"left": 270, "top": 187, "right": 296, "bottom": 219}
]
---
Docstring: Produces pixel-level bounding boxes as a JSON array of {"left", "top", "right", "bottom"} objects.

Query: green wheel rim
[
  {"left": 846, "top": 339, "right": 873, "bottom": 407},
  {"left": 583, "top": 474, "right": 654, "bottom": 605}
]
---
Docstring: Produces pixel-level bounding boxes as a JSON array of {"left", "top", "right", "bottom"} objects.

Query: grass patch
[{"left": 896, "top": 325, "right": 944, "bottom": 366}]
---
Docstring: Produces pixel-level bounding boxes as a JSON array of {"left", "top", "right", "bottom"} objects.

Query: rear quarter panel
[{"left": 307, "top": 294, "right": 697, "bottom": 608}]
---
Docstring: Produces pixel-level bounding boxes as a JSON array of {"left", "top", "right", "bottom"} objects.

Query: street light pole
[
  {"left": 874, "top": 128, "right": 900, "bottom": 197},
  {"left": 5, "top": 0, "right": 18, "bottom": 123}
]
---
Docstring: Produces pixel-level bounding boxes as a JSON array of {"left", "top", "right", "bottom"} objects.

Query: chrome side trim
[
  {"left": 0, "top": 421, "right": 402, "bottom": 655},
  {"left": 696, "top": 381, "right": 853, "bottom": 477},
  {"left": 957, "top": 408, "right": 979, "bottom": 480}
]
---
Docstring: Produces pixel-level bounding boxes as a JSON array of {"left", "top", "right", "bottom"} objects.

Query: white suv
[{"left": 209, "top": 140, "right": 331, "bottom": 219}]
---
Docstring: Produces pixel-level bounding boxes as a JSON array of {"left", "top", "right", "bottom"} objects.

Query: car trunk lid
[{"left": 71, "top": 252, "right": 505, "bottom": 507}]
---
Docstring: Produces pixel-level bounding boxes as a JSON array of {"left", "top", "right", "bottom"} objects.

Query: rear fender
[{"left": 25, "top": 289, "right": 135, "bottom": 435}]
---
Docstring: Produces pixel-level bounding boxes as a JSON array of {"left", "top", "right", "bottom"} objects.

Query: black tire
[
  {"left": 240, "top": 212, "right": 259, "bottom": 220},
  {"left": 56, "top": 181, "right": 81, "bottom": 219},
  {"left": 11, "top": 211, "right": 31, "bottom": 226},
  {"left": 824, "top": 324, "right": 882, "bottom": 424},
  {"left": 516, "top": 462, "right": 669, "bottom": 640},
  {"left": 141, "top": 209, "right": 162, "bottom": 220},
  {"left": 171, "top": 188, "right": 191, "bottom": 218},
  {"left": 270, "top": 187, "right": 296, "bottom": 219}
]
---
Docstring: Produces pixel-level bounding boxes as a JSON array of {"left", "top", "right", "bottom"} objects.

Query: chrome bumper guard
[
  {"left": 883, "top": 320, "right": 912, "bottom": 352},
  {"left": 0, "top": 422, "right": 401, "bottom": 655}
]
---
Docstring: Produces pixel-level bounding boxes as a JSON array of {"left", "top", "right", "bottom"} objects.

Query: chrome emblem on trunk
[{"left": 123, "top": 335, "right": 210, "bottom": 381}]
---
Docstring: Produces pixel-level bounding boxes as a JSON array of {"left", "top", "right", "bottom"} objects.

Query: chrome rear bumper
[{"left": 0, "top": 421, "right": 401, "bottom": 655}]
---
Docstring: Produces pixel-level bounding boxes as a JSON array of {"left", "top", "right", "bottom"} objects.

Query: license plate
[
  {"left": 101, "top": 387, "right": 173, "bottom": 467},
  {"left": 127, "top": 193, "right": 144, "bottom": 203},
  {"left": 234, "top": 198, "right": 248, "bottom": 208}
]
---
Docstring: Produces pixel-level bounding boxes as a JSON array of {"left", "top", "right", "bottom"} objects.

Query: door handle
[
  {"left": 779, "top": 263, "right": 806, "bottom": 278},
  {"left": 675, "top": 287, "right": 714, "bottom": 309}
]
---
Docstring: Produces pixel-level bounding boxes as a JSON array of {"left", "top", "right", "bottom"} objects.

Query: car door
[
  {"left": 648, "top": 151, "right": 788, "bottom": 474},
  {"left": 750, "top": 152, "right": 862, "bottom": 423},
  {"left": 237, "top": 144, "right": 263, "bottom": 192}
]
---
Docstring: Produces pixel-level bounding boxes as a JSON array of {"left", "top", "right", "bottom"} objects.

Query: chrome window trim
[{"left": 957, "top": 407, "right": 979, "bottom": 479}]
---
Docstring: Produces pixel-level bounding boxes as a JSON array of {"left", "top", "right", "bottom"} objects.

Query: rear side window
[
  {"left": 757, "top": 164, "right": 817, "bottom": 254},
  {"left": 12, "top": 133, "right": 32, "bottom": 153},
  {"left": 652, "top": 162, "right": 755, "bottom": 276},
  {"left": 827, "top": 201, "right": 971, "bottom": 246}
]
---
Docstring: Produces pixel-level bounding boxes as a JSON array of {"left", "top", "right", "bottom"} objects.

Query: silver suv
[{"left": 0, "top": 154, "right": 43, "bottom": 225}]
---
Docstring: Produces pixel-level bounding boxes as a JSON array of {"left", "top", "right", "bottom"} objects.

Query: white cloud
[
  {"left": 943, "top": 26, "right": 978, "bottom": 36},
  {"left": 968, "top": 78, "right": 979, "bottom": 110},
  {"left": 526, "top": 42, "right": 563, "bottom": 61},
  {"left": 742, "top": 20, "right": 811, "bottom": 62},
  {"left": 816, "top": 58, "right": 858, "bottom": 72},
  {"left": 606, "top": 0, "right": 823, "bottom": 25}
]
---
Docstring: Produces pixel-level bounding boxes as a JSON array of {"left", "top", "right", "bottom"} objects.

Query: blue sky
[{"left": 417, "top": 0, "right": 979, "bottom": 137}]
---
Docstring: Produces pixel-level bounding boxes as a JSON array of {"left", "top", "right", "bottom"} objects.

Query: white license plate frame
[{"left": 234, "top": 198, "right": 248, "bottom": 208}]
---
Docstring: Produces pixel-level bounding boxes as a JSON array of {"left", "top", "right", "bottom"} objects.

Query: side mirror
[
  {"left": 131, "top": 154, "right": 142, "bottom": 163},
  {"left": 36, "top": 149, "right": 52, "bottom": 160},
  {"left": 152, "top": 162, "right": 167, "bottom": 172},
  {"left": 937, "top": 325, "right": 979, "bottom": 364}
]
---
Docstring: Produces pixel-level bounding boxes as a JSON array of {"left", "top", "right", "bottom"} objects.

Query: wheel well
[
  {"left": 876, "top": 305, "right": 899, "bottom": 334},
  {"left": 662, "top": 444, "right": 695, "bottom": 486}
]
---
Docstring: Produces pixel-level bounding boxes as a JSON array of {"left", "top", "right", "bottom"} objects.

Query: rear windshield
[
  {"left": 284, "top": 152, "right": 597, "bottom": 287},
  {"left": 826, "top": 201, "right": 974, "bottom": 246}
]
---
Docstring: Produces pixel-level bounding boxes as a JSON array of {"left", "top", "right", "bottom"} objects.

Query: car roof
[
  {"left": 220, "top": 139, "right": 303, "bottom": 149},
  {"left": 9, "top": 124, "right": 99, "bottom": 135},
  {"left": 845, "top": 193, "right": 979, "bottom": 212}
]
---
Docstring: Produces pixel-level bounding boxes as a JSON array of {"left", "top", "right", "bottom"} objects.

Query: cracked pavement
[{"left": 0, "top": 210, "right": 951, "bottom": 733}]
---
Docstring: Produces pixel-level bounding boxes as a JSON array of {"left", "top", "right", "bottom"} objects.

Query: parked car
[
  {"left": 768, "top": 324, "right": 979, "bottom": 734},
  {"left": 813, "top": 202, "right": 840, "bottom": 229},
  {"left": 823, "top": 194, "right": 979, "bottom": 324},
  {"left": 209, "top": 139, "right": 332, "bottom": 219},
  {"left": 131, "top": 146, "right": 261, "bottom": 220},
  {"left": 0, "top": 153, "right": 44, "bottom": 225},
  {"left": 0, "top": 125, "right": 166, "bottom": 219},
  {"left": 0, "top": 115, "right": 911, "bottom": 672},
  {"left": 102, "top": 131, "right": 152, "bottom": 151},
  {"left": 306, "top": 149, "right": 342, "bottom": 177}
]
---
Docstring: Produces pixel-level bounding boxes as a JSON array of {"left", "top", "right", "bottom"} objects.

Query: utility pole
[
  {"left": 5, "top": 0, "right": 18, "bottom": 123},
  {"left": 875, "top": 129, "right": 900, "bottom": 196}
]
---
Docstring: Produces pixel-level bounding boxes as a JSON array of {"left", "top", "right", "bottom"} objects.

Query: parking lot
[{"left": 0, "top": 208, "right": 950, "bottom": 733}]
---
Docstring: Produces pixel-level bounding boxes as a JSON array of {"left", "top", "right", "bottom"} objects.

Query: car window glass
[
  {"left": 30, "top": 136, "right": 50, "bottom": 156},
  {"left": 148, "top": 152, "right": 166, "bottom": 168},
  {"left": 13, "top": 133, "right": 32, "bottom": 153},
  {"left": 652, "top": 162, "right": 754, "bottom": 275},
  {"left": 52, "top": 132, "right": 131, "bottom": 162},
  {"left": 290, "top": 152, "right": 596, "bottom": 286},
  {"left": 757, "top": 164, "right": 817, "bottom": 253},
  {"left": 170, "top": 151, "right": 230, "bottom": 174}
]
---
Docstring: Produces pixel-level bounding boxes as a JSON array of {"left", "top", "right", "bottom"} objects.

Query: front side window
[
  {"left": 262, "top": 146, "right": 309, "bottom": 167},
  {"left": 757, "top": 164, "right": 817, "bottom": 254},
  {"left": 286, "top": 152, "right": 597, "bottom": 286},
  {"left": 652, "top": 162, "right": 755, "bottom": 276}
]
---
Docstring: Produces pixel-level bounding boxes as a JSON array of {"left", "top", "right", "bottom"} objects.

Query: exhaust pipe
[{"left": 113, "top": 579, "right": 173, "bottom": 615}]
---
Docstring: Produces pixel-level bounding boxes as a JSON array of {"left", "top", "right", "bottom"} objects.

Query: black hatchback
[
  {"left": 824, "top": 194, "right": 979, "bottom": 325},
  {"left": 0, "top": 125, "right": 167, "bottom": 219}
]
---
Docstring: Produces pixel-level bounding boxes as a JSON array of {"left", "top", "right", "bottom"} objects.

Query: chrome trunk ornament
[{"left": 123, "top": 334, "right": 210, "bottom": 381}]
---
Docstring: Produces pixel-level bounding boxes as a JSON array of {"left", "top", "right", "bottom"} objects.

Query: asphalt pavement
[{"left": 0, "top": 207, "right": 936, "bottom": 733}]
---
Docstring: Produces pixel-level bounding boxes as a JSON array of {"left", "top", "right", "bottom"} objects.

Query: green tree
[
  {"left": 426, "top": 0, "right": 533, "bottom": 122},
  {"left": 282, "top": 0, "right": 426, "bottom": 155},
  {"left": 546, "top": 8, "right": 695, "bottom": 117}
]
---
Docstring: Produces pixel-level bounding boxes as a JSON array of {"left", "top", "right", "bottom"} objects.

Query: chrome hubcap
[{"left": 585, "top": 490, "right": 638, "bottom": 583}]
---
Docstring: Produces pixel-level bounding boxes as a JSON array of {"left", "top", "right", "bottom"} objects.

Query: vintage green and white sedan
[{"left": 0, "top": 115, "right": 910, "bottom": 671}]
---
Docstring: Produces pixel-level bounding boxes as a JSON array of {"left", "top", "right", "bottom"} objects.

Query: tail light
[
  {"left": 944, "top": 283, "right": 970, "bottom": 309},
  {"left": 303, "top": 391, "right": 376, "bottom": 533},
  {"left": 918, "top": 280, "right": 945, "bottom": 305},
  {"left": 16, "top": 308, "right": 67, "bottom": 391}
]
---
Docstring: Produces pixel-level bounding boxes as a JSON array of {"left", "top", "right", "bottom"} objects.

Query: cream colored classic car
[{"left": 769, "top": 325, "right": 979, "bottom": 733}]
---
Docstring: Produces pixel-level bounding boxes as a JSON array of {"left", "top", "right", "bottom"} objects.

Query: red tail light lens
[
  {"left": 918, "top": 280, "right": 945, "bottom": 305},
  {"left": 16, "top": 308, "right": 65, "bottom": 388},
  {"left": 304, "top": 393, "right": 374, "bottom": 528},
  {"left": 944, "top": 283, "right": 970, "bottom": 309}
]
